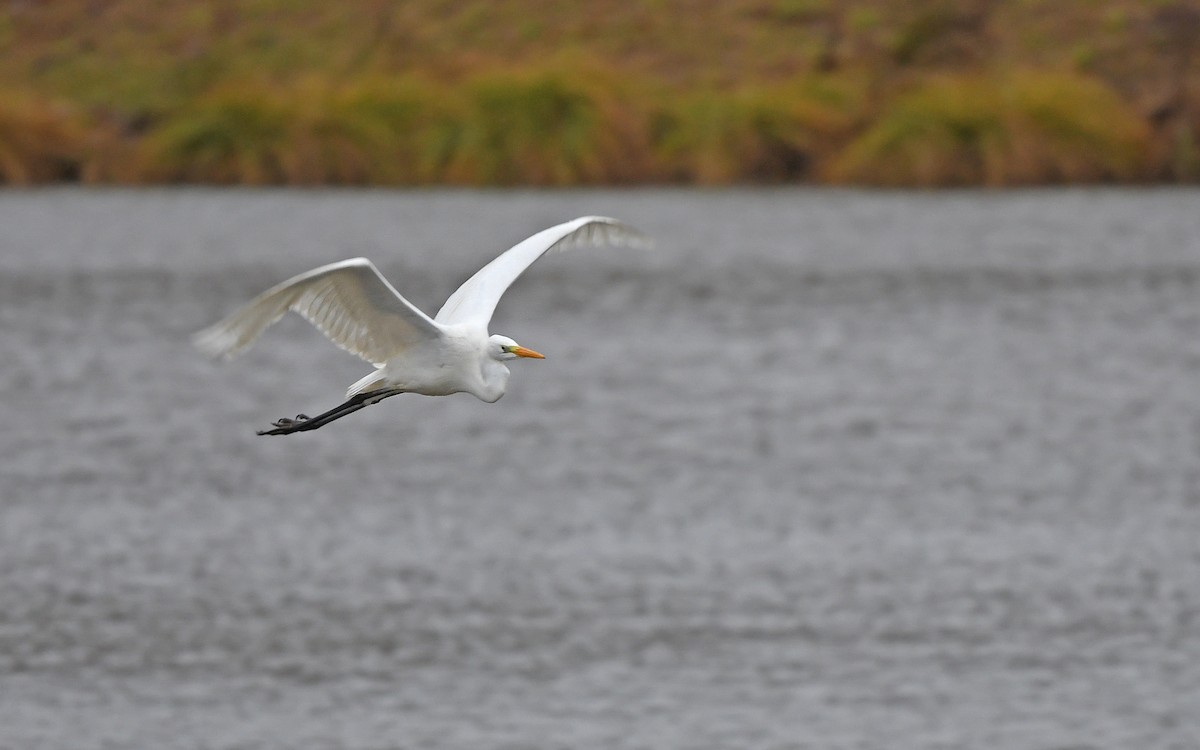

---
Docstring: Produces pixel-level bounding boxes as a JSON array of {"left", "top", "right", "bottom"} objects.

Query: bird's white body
[
  {"left": 194, "top": 216, "right": 648, "bottom": 433},
  {"left": 354, "top": 324, "right": 509, "bottom": 402}
]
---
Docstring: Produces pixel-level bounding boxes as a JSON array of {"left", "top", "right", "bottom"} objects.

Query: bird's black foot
[
  {"left": 257, "top": 413, "right": 318, "bottom": 435},
  {"left": 269, "top": 414, "right": 310, "bottom": 428},
  {"left": 255, "top": 389, "right": 404, "bottom": 436}
]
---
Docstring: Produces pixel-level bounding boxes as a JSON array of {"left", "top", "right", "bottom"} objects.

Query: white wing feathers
[
  {"left": 434, "top": 216, "right": 650, "bottom": 327},
  {"left": 193, "top": 258, "right": 441, "bottom": 365},
  {"left": 194, "top": 217, "right": 648, "bottom": 366}
]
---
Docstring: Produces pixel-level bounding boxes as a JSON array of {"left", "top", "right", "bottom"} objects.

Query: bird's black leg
[{"left": 257, "top": 388, "right": 405, "bottom": 436}]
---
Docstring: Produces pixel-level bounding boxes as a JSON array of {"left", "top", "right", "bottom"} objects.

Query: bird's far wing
[
  {"left": 434, "top": 216, "right": 651, "bottom": 327},
  {"left": 193, "top": 258, "right": 442, "bottom": 365}
]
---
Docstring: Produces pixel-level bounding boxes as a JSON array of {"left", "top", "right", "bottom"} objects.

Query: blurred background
[
  {"left": 1, "top": 0, "right": 1198, "bottom": 187},
  {"left": 4, "top": 3, "right": 1200, "bottom": 750}
]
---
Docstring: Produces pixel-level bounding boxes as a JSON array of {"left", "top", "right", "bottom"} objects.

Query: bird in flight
[{"left": 194, "top": 216, "right": 649, "bottom": 435}]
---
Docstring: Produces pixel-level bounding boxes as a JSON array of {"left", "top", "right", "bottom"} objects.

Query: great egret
[{"left": 194, "top": 216, "right": 649, "bottom": 435}]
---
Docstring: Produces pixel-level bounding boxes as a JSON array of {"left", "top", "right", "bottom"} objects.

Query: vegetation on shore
[{"left": 1, "top": 0, "right": 1197, "bottom": 186}]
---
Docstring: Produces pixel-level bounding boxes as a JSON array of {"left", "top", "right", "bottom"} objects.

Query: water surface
[{"left": 2, "top": 188, "right": 1199, "bottom": 749}]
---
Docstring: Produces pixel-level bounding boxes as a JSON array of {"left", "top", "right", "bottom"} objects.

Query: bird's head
[{"left": 489, "top": 334, "right": 545, "bottom": 362}]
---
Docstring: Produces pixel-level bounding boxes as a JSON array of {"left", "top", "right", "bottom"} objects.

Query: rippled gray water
[{"left": 2, "top": 188, "right": 1200, "bottom": 749}]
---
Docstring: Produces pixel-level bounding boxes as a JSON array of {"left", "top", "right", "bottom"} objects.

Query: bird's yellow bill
[{"left": 511, "top": 345, "right": 545, "bottom": 359}]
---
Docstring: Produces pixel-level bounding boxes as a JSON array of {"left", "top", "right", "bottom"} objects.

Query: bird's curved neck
[{"left": 475, "top": 358, "right": 510, "bottom": 403}]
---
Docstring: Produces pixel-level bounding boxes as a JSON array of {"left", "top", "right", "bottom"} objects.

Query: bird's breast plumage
[{"left": 375, "top": 326, "right": 501, "bottom": 400}]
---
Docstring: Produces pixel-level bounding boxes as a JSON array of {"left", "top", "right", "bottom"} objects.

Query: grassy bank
[{"left": 1, "top": 0, "right": 1197, "bottom": 186}]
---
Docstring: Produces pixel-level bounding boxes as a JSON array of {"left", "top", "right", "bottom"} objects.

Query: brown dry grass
[{"left": 0, "top": 0, "right": 1197, "bottom": 185}]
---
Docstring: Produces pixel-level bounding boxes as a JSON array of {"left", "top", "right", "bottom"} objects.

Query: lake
[{"left": 2, "top": 187, "right": 1199, "bottom": 749}]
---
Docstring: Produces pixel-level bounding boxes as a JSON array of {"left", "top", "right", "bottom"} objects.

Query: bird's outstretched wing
[
  {"left": 434, "top": 216, "right": 650, "bottom": 327},
  {"left": 194, "top": 258, "right": 442, "bottom": 365}
]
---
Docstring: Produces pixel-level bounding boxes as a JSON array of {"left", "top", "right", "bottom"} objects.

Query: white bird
[{"left": 194, "top": 216, "right": 649, "bottom": 435}]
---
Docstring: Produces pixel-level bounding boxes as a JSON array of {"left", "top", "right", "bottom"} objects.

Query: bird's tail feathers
[{"left": 347, "top": 368, "right": 389, "bottom": 398}]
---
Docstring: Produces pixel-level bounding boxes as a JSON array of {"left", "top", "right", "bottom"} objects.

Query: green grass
[
  {"left": 0, "top": 0, "right": 1196, "bottom": 185},
  {"left": 442, "top": 72, "right": 624, "bottom": 185},
  {"left": 652, "top": 79, "right": 862, "bottom": 183},
  {"left": 831, "top": 71, "right": 1148, "bottom": 186},
  {"left": 148, "top": 87, "right": 296, "bottom": 184}
]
